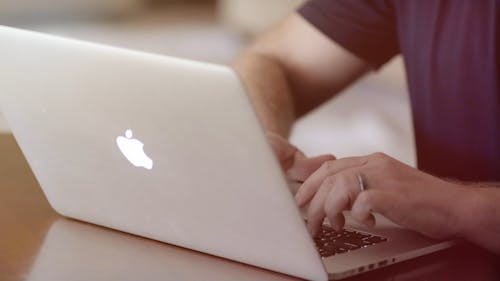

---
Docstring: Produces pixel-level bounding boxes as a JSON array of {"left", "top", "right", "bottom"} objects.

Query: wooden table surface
[{"left": 1, "top": 133, "right": 499, "bottom": 281}]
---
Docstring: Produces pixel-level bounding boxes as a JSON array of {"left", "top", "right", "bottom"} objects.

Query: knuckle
[
  {"left": 371, "top": 152, "right": 388, "bottom": 160},
  {"left": 325, "top": 154, "right": 337, "bottom": 161},
  {"left": 321, "top": 172, "right": 353, "bottom": 196},
  {"left": 371, "top": 152, "right": 393, "bottom": 167},
  {"left": 321, "top": 174, "right": 337, "bottom": 188},
  {"left": 320, "top": 160, "right": 336, "bottom": 172}
]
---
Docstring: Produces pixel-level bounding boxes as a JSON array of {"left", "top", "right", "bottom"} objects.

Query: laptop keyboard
[{"left": 314, "top": 225, "right": 387, "bottom": 257}]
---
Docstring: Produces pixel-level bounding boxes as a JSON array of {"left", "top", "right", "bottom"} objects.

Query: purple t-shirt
[{"left": 299, "top": 0, "right": 500, "bottom": 181}]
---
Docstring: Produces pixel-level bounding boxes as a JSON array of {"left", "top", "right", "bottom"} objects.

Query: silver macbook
[{"left": 0, "top": 26, "right": 455, "bottom": 280}]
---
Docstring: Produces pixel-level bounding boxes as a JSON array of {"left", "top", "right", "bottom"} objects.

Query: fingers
[
  {"left": 296, "top": 153, "right": 407, "bottom": 236},
  {"left": 305, "top": 182, "right": 330, "bottom": 236},
  {"left": 295, "top": 156, "right": 368, "bottom": 207},
  {"left": 265, "top": 133, "right": 335, "bottom": 181},
  {"left": 323, "top": 173, "right": 357, "bottom": 230},
  {"left": 306, "top": 170, "right": 364, "bottom": 236},
  {"left": 327, "top": 213, "right": 345, "bottom": 232},
  {"left": 287, "top": 154, "right": 335, "bottom": 182}
]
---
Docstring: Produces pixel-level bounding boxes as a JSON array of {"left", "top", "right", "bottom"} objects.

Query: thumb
[{"left": 287, "top": 154, "right": 336, "bottom": 182}]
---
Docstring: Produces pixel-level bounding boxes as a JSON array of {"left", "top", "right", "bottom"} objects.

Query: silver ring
[{"left": 357, "top": 173, "right": 366, "bottom": 192}]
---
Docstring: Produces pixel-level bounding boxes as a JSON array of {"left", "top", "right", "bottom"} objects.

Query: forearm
[
  {"left": 453, "top": 183, "right": 500, "bottom": 253},
  {"left": 232, "top": 13, "right": 371, "bottom": 137},
  {"left": 233, "top": 53, "right": 296, "bottom": 137}
]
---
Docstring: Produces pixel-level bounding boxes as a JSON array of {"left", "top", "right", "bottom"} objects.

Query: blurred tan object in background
[
  {"left": 218, "top": 0, "right": 304, "bottom": 34},
  {"left": 0, "top": 0, "right": 143, "bottom": 22}
]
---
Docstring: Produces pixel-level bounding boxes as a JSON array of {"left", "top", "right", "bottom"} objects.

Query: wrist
[{"left": 449, "top": 184, "right": 485, "bottom": 241}]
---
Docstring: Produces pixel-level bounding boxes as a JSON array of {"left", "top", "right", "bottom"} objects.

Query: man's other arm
[{"left": 233, "top": 13, "right": 371, "bottom": 137}]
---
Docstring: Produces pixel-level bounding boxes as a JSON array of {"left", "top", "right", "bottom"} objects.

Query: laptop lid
[{"left": 0, "top": 26, "right": 327, "bottom": 281}]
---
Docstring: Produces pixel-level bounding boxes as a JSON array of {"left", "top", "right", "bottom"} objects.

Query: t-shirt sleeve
[{"left": 298, "top": 0, "right": 399, "bottom": 69}]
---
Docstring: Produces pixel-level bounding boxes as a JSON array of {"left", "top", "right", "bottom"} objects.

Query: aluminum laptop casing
[{"left": 0, "top": 26, "right": 327, "bottom": 281}]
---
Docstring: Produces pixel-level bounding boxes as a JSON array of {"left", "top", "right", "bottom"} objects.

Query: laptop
[{"left": 0, "top": 26, "right": 455, "bottom": 280}]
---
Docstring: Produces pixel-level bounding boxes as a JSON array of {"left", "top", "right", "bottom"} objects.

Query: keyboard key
[{"left": 313, "top": 225, "right": 388, "bottom": 258}]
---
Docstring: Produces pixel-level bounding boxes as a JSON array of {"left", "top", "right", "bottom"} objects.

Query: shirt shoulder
[{"left": 298, "top": 0, "right": 399, "bottom": 68}]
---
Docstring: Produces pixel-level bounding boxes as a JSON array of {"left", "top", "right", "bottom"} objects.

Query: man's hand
[
  {"left": 295, "top": 152, "right": 467, "bottom": 239},
  {"left": 266, "top": 132, "right": 335, "bottom": 186}
]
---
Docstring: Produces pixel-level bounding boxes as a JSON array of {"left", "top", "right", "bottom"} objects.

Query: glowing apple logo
[{"left": 116, "top": 129, "right": 153, "bottom": 170}]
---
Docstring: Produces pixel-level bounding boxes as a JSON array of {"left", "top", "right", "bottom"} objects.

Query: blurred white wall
[{"left": 218, "top": 0, "right": 304, "bottom": 34}]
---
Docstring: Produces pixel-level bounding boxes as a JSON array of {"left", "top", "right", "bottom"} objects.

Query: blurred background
[{"left": 0, "top": 0, "right": 415, "bottom": 165}]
